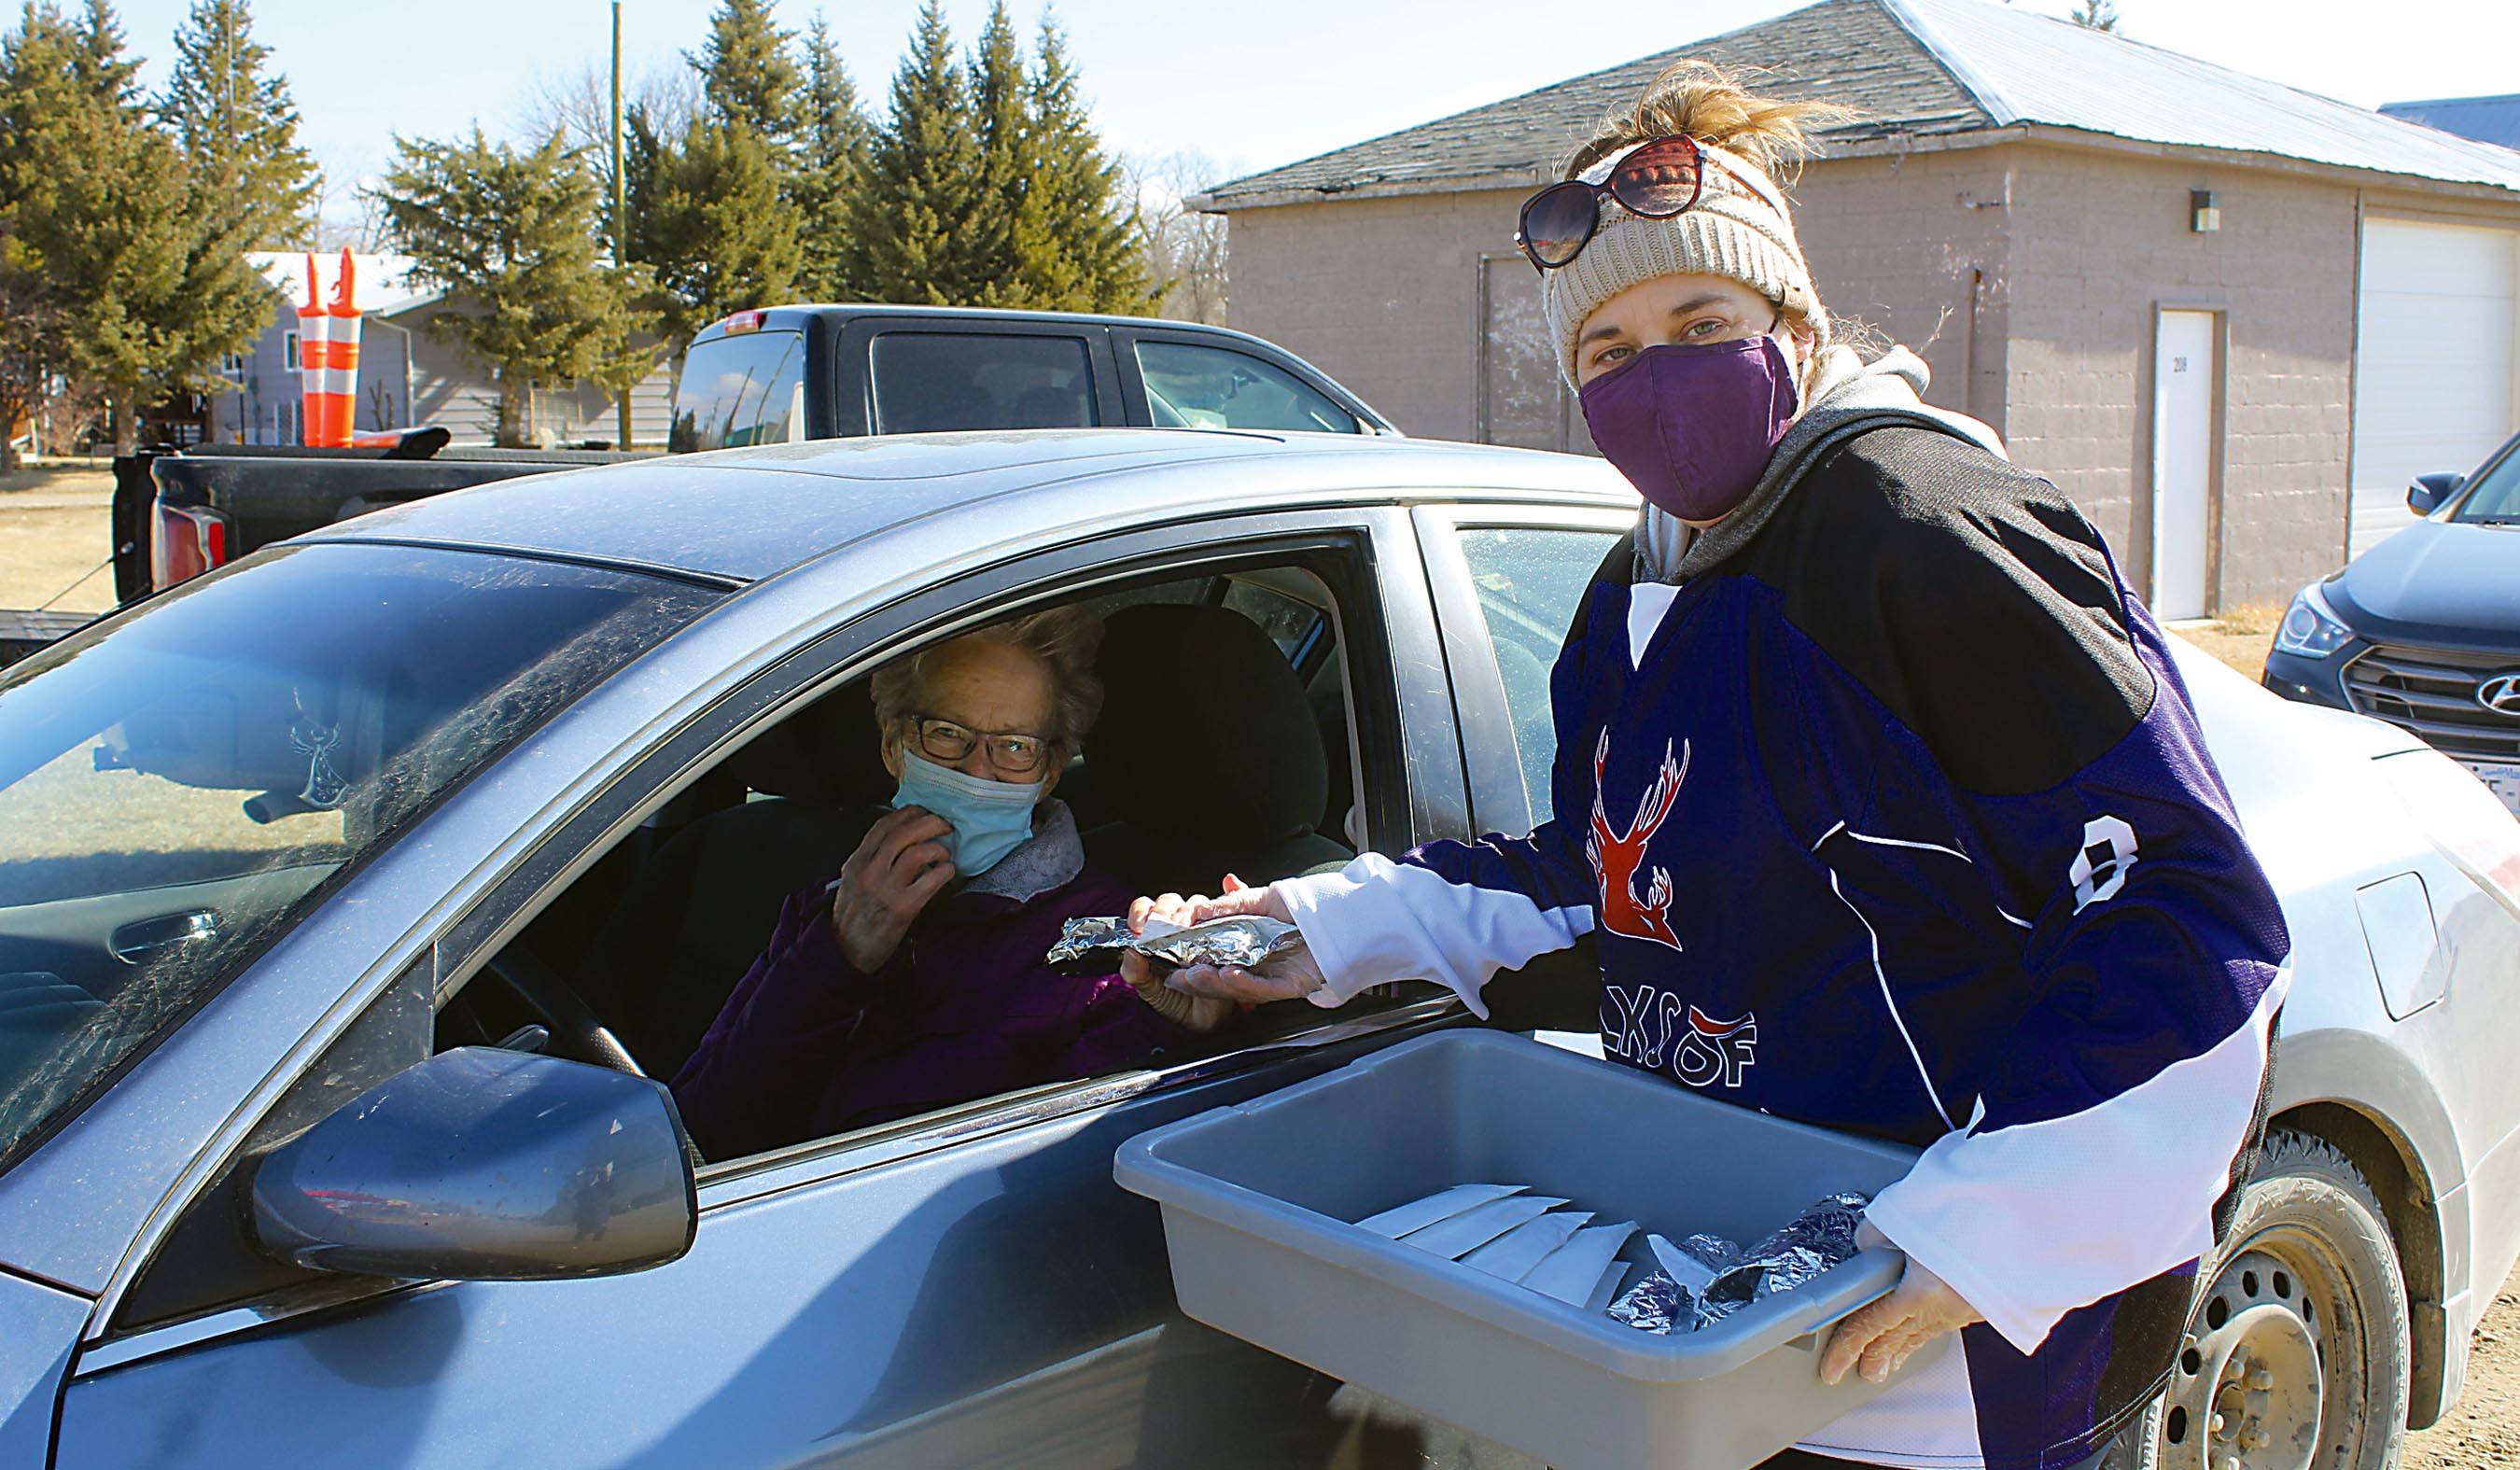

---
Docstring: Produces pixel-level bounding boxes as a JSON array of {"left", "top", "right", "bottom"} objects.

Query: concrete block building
[{"left": 1199, "top": 0, "right": 2520, "bottom": 613}]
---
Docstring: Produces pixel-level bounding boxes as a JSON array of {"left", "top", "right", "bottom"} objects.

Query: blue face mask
[{"left": 889, "top": 749, "right": 1044, "bottom": 877}]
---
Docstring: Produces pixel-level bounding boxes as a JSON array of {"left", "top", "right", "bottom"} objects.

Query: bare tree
[
  {"left": 521, "top": 58, "right": 702, "bottom": 222},
  {"left": 1123, "top": 150, "right": 1227, "bottom": 325}
]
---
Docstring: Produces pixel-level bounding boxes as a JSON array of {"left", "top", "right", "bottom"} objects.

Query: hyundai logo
[{"left": 2482, "top": 672, "right": 2520, "bottom": 718}]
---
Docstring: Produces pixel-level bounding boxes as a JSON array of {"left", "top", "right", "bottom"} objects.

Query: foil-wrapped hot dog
[{"left": 1046, "top": 915, "right": 1306, "bottom": 973}]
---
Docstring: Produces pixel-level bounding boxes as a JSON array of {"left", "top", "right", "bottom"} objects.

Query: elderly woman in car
[{"left": 670, "top": 607, "right": 1225, "bottom": 1160}]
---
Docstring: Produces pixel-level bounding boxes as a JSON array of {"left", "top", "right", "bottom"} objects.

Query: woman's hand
[
  {"left": 1127, "top": 876, "right": 1329, "bottom": 1006},
  {"left": 1119, "top": 950, "right": 1236, "bottom": 1032},
  {"left": 828, "top": 806, "right": 956, "bottom": 973},
  {"left": 1819, "top": 1221, "right": 1985, "bottom": 1386}
]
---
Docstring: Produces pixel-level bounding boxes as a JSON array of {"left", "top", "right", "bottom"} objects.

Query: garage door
[{"left": 2350, "top": 218, "right": 2519, "bottom": 557}]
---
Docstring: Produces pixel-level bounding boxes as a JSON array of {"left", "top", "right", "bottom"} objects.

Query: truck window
[
  {"left": 870, "top": 332, "right": 1097, "bottom": 433},
  {"left": 1137, "top": 341, "right": 1362, "bottom": 435},
  {"left": 672, "top": 330, "right": 806, "bottom": 452}
]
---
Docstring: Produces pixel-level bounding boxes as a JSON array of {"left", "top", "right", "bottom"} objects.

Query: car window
[
  {"left": 2451, "top": 440, "right": 2520, "bottom": 524},
  {"left": 672, "top": 329, "right": 806, "bottom": 452},
  {"left": 1455, "top": 527, "right": 1621, "bottom": 823},
  {"left": 468, "top": 547, "right": 1404, "bottom": 1172},
  {"left": 871, "top": 331, "right": 1098, "bottom": 433},
  {"left": 0, "top": 545, "right": 719, "bottom": 1171},
  {"left": 1137, "top": 341, "right": 1361, "bottom": 435}
]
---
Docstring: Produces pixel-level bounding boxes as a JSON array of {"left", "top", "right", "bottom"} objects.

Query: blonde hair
[
  {"left": 870, "top": 606, "right": 1106, "bottom": 749},
  {"left": 1563, "top": 59, "right": 1855, "bottom": 185}
]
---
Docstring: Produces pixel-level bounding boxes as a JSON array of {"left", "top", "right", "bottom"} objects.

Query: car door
[
  {"left": 49, "top": 506, "right": 1525, "bottom": 1470},
  {"left": 1412, "top": 504, "right": 1636, "bottom": 835}
]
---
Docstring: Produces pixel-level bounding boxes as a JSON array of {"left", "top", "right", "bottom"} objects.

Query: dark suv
[
  {"left": 669, "top": 304, "right": 1395, "bottom": 450},
  {"left": 2262, "top": 431, "right": 2520, "bottom": 814}
]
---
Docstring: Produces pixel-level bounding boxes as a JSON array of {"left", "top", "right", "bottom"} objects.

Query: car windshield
[
  {"left": 0, "top": 543, "right": 719, "bottom": 1169},
  {"left": 2451, "top": 441, "right": 2520, "bottom": 524}
]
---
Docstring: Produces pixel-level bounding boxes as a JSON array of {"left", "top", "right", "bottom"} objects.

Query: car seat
[
  {"left": 572, "top": 681, "right": 891, "bottom": 1078},
  {"left": 1081, "top": 604, "right": 1352, "bottom": 896}
]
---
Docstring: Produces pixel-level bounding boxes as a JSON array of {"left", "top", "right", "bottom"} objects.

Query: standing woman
[{"left": 1148, "top": 62, "right": 2290, "bottom": 1470}]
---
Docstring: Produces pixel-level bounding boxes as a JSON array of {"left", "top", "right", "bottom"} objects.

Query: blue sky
[{"left": 109, "top": 0, "right": 2520, "bottom": 200}]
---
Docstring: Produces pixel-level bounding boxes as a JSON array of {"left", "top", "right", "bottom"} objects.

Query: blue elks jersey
[{"left": 1280, "top": 428, "right": 2289, "bottom": 1470}]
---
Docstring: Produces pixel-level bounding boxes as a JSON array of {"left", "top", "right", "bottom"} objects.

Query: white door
[
  {"left": 2351, "top": 218, "right": 2520, "bottom": 557},
  {"left": 2151, "top": 310, "right": 2218, "bottom": 621}
]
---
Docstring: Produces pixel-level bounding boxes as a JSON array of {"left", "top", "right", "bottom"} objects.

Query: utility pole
[{"left": 611, "top": 0, "right": 633, "bottom": 450}]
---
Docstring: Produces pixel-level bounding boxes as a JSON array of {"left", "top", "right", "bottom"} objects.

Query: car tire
[{"left": 2143, "top": 1130, "right": 2410, "bottom": 1470}]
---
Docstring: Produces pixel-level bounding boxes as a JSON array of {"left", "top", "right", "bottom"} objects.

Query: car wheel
[{"left": 2145, "top": 1131, "right": 2410, "bottom": 1470}]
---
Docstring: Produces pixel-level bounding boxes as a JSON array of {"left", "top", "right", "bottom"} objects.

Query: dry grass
[
  {"left": 0, "top": 461, "right": 117, "bottom": 615},
  {"left": 2168, "top": 602, "right": 2282, "bottom": 680}
]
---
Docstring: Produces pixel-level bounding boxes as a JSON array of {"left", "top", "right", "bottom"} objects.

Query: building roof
[
  {"left": 2379, "top": 94, "right": 2520, "bottom": 152},
  {"left": 247, "top": 251, "right": 435, "bottom": 315},
  {"left": 1202, "top": 0, "right": 2520, "bottom": 207}
]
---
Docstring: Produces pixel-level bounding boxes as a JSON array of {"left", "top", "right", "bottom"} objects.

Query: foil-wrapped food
[
  {"left": 1609, "top": 1191, "right": 1871, "bottom": 1335},
  {"left": 1045, "top": 915, "right": 1307, "bottom": 974}
]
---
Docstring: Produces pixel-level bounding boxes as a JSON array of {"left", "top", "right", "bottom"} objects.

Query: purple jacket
[{"left": 670, "top": 803, "right": 1185, "bottom": 1159}]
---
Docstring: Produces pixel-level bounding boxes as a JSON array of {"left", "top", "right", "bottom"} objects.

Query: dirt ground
[
  {"left": 2409, "top": 1280, "right": 2520, "bottom": 1467},
  {"left": 0, "top": 459, "right": 118, "bottom": 615}
]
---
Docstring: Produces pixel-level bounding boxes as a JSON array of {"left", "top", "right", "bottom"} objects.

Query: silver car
[{"left": 0, "top": 431, "right": 2513, "bottom": 1470}]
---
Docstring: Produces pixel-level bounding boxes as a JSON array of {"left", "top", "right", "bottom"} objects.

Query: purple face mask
[{"left": 1577, "top": 334, "right": 1799, "bottom": 524}]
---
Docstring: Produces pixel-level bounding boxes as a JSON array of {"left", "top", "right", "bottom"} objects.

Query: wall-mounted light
[{"left": 2191, "top": 189, "right": 2221, "bottom": 233}]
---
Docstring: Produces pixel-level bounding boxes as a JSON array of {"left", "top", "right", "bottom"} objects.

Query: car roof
[
  {"left": 700, "top": 302, "right": 1316, "bottom": 350},
  {"left": 304, "top": 430, "right": 1638, "bottom": 584}
]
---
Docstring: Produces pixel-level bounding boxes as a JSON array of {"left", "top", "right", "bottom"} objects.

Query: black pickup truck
[{"left": 0, "top": 306, "right": 1393, "bottom": 665}]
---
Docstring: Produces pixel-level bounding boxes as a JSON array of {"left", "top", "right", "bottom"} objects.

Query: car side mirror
[
  {"left": 2407, "top": 471, "right": 2465, "bottom": 515},
  {"left": 250, "top": 1046, "right": 696, "bottom": 1281}
]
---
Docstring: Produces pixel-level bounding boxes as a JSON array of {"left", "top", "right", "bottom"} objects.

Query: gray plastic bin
[{"left": 1114, "top": 1029, "right": 1947, "bottom": 1470}]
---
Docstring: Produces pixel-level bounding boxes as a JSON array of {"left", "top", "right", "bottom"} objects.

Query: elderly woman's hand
[
  {"left": 828, "top": 806, "right": 956, "bottom": 973},
  {"left": 1819, "top": 1221, "right": 1985, "bottom": 1386},
  {"left": 1126, "top": 876, "right": 1330, "bottom": 1006}
]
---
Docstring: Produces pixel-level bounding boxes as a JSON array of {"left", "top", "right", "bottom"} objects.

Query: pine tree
[
  {"left": 0, "top": 0, "right": 265, "bottom": 454},
  {"left": 637, "top": 114, "right": 799, "bottom": 340},
  {"left": 846, "top": 2, "right": 987, "bottom": 305},
  {"left": 159, "top": 0, "right": 317, "bottom": 249},
  {"left": 965, "top": 2, "right": 1027, "bottom": 304},
  {"left": 791, "top": 14, "right": 869, "bottom": 301},
  {"left": 692, "top": 0, "right": 800, "bottom": 147},
  {"left": 1013, "top": 18, "right": 1153, "bottom": 313},
  {"left": 373, "top": 130, "right": 654, "bottom": 446},
  {"left": 2067, "top": 0, "right": 2119, "bottom": 30}
]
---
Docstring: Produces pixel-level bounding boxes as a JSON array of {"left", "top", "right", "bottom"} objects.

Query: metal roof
[
  {"left": 1202, "top": 0, "right": 2520, "bottom": 206},
  {"left": 306, "top": 429, "right": 1634, "bottom": 583},
  {"left": 1887, "top": 0, "right": 2520, "bottom": 193},
  {"left": 2378, "top": 94, "right": 2520, "bottom": 153}
]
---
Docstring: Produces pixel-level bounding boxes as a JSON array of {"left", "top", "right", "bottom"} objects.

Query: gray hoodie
[{"left": 1640, "top": 343, "right": 2009, "bottom": 584}]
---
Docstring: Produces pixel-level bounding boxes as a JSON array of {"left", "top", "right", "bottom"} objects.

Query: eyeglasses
[
  {"left": 1515, "top": 134, "right": 1744, "bottom": 273},
  {"left": 907, "top": 715, "right": 1057, "bottom": 775}
]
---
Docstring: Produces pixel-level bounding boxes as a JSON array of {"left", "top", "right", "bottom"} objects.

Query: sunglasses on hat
[{"left": 1515, "top": 134, "right": 1762, "bottom": 273}]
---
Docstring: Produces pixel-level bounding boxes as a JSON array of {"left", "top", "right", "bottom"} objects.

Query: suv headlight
[{"left": 2274, "top": 581, "right": 2355, "bottom": 659}]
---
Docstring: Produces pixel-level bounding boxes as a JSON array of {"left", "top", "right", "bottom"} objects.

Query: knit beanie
[{"left": 1540, "top": 140, "right": 1825, "bottom": 386}]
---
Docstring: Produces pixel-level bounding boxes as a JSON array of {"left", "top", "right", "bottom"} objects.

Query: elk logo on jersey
[{"left": 1587, "top": 730, "right": 1688, "bottom": 952}]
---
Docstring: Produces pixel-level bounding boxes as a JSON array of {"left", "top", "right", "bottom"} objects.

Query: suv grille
[{"left": 2343, "top": 644, "right": 2520, "bottom": 762}]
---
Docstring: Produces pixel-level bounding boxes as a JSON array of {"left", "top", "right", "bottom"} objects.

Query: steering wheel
[{"left": 479, "top": 945, "right": 645, "bottom": 1076}]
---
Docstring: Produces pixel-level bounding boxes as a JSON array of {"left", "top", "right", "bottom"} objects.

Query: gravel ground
[{"left": 2, "top": 469, "right": 2511, "bottom": 1458}]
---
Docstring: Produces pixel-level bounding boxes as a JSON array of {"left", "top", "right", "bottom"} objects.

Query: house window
[
  {"left": 283, "top": 332, "right": 300, "bottom": 371},
  {"left": 220, "top": 352, "right": 245, "bottom": 377},
  {"left": 273, "top": 400, "right": 299, "bottom": 445}
]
